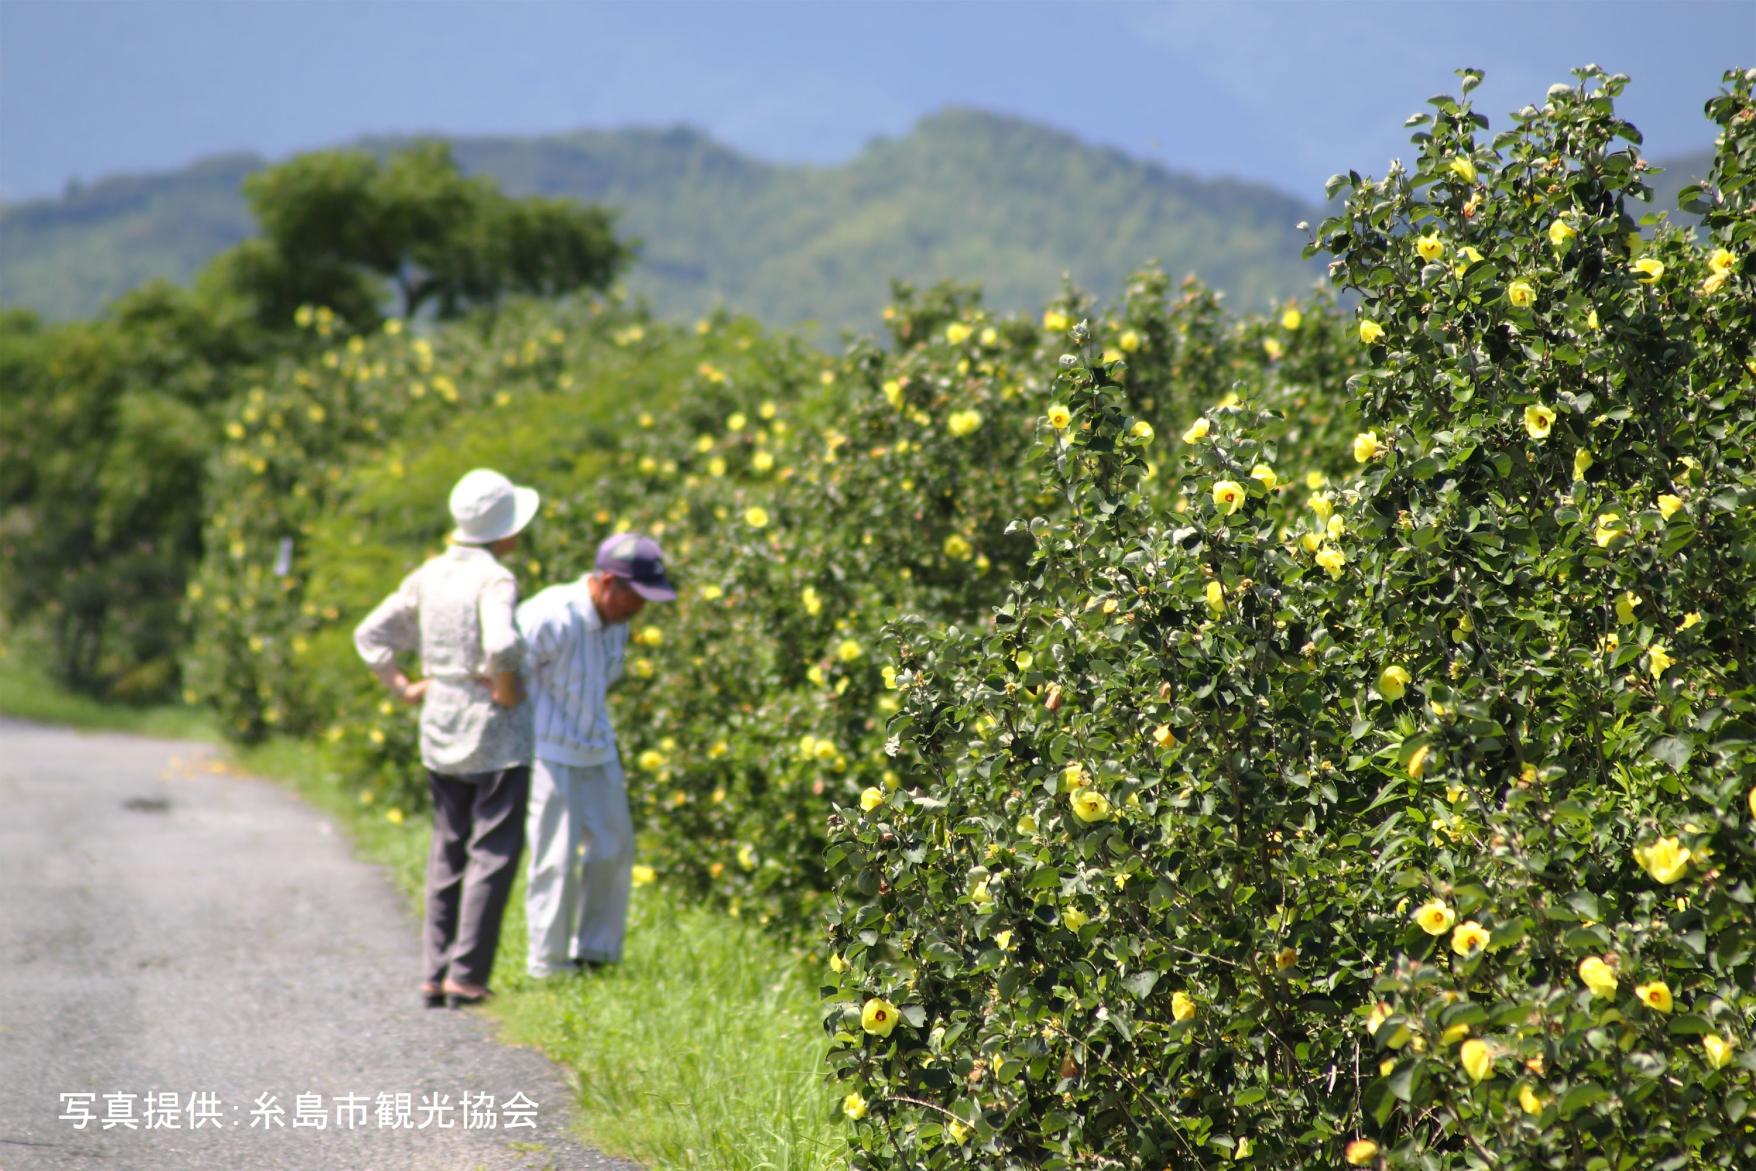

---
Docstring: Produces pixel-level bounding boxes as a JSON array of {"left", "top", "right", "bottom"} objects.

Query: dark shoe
[
  {"left": 421, "top": 983, "right": 446, "bottom": 1009},
  {"left": 442, "top": 980, "right": 492, "bottom": 1008},
  {"left": 571, "top": 957, "right": 609, "bottom": 972}
]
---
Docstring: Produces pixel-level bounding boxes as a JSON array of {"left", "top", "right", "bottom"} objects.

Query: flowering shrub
[{"left": 825, "top": 67, "right": 1755, "bottom": 1168}]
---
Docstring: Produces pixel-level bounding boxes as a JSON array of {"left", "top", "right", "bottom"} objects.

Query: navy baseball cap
[{"left": 595, "top": 533, "right": 677, "bottom": 601}]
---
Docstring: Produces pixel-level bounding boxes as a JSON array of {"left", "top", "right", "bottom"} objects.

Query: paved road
[{"left": 0, "top": 718, "right": 639, "bottom": 1171}]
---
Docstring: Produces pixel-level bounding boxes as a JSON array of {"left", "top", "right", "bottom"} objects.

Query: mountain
[{"left": 4, "top": 112, "right": 1324, "bottom": 330}]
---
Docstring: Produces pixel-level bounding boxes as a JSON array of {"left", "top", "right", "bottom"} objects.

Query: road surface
[{"left": 0, "top": 718, "right": 638, "bottom": 1171}]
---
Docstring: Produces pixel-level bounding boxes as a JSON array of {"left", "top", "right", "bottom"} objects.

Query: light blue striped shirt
[{"left": 517, "top": 577, "right": 628, "bottom": 767}]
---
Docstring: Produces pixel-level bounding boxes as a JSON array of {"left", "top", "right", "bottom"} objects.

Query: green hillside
[{"left": 1, "top": 110, "right": 1326, "bottom": 331}]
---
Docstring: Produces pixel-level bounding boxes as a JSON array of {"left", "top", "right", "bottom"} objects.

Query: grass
[{"left": 6, "top": 663, "right": 847, "bottom": 1171}]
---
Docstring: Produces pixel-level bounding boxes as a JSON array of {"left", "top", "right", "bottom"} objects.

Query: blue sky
[{"left": 1, "top": 0, "right": 1745, "bottom": 204}]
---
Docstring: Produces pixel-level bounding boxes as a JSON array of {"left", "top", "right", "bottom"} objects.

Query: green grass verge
[
  {"left": 0, "top": 656, "right": 216, "bottom": 740},
  {"left": 4, "top": 665, "right": 846, "bottom": 1171}
]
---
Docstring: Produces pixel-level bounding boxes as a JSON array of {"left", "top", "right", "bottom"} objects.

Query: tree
[{"left": 215, "top": 141, "right": 635, "bottom": 328}]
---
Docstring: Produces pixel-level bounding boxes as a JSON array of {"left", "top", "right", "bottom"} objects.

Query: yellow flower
[
  {"left": 1281, "top": 305, "right": 1303, "bottom": 331},
  {"left": 1632, "top": 257, "right": 1665, "bottom": 283},
  {"left": 945, "top": 322, "right": 972, "bottom": 345},
  {"left": 842, "top": 1091, "right": 867, "bottom": 1120},
  {"left": 637, "top": 749, "right": 666, "bottom": 772},
  {"left": 1440, "top": 1022, "right": 1471, "bottom": 1045},
  {"left": 1702, "top": 1034, "right": 1736, "bottom": 1070},
  {"left": 859, "top": 787, "right": 884, "bottom": 813},
  {"left": 1451, "top": 921, "right": 1490, "bottom": 957},
  {"left": 726, "top": 411, "right": 748, "bottom": 433},
  {"left": 1519, "top": 1083, "right": 1547, "bottom": 1114},
  {"left": 385, "top": 807, "right": 405, "bottom": 825},
  {"left": 1448, "top": 156, "right": 1477, "bottom": 184},
  {"left": 1578, "top": 956, "right": 1618, "bottom": 998},
  {"left": 1181, "top": 416, "right": 1211, "bottom": 443},
  {"left": 1358, "top": 319, "right": 1385, "bottom": 345},
  {"left": 1459, "top": 1038, "right": 1494, "bottom": 1082},
  {"left": 1524, "top": 404, "right": 1556, "bottom": 439},
  {"left": 1615, "top": 591, "right": 1640, "bottom": 624},
  {"left": 942, "top": 533, "right": 973, "bottom": 561},
  {"left": 1062, "top": 762, "right": 1088, "bottom": 790},
  {"left": 1130, "top": 419, "right": 1155, "bottom": 442},
  {"left": 1070, "top": 789, "right": 1112, "bottom": 823},
  {"left": 1681, "top": 611, "right": 1701, "bottom": 630},
  {"left": 751, "top": 449, "right": 775, "bottom": 473},
  {"left": 1043, "top": 310, "right": 1070, "bottom": 332},
  {"left": 1212, "top": 480, "right": 1246, "bottom": 516},
  {"left": 1416, "top": 234, "right": 1445, "bottom": 261},
  {"left": 861, "top": 997, "right": 900, "bottom": 1036},
  {"left": 1353, "top": 431, "right": 1383, "bottom": 463},
  {"left": 836, "top": 638, "right": 863, "bottom": 663},
  {"left": 947, "top": 1118, "right": 970, "bottom": 1142},
  {"left": 1250, "top": 464, "right": 1278, "bottom": 491},
  {"left": 1172, "top": 991, "right": 1197, "bottom": 1022},
  {"left": 1647, "top": 642, "right": 1675, "bottom": 680},
  {"left": 1152, "top": 724, "right": 1177, "bottom": 749},
  {"left": 1749, "top": 784, "right": 1756, "bottom": 819},
  {"left": 1408, "top": 744, "right": 1432, "bottom": 779},
  {"left": 1275, "top": 946, "right": 1298, "bottom": 970},
  {"left": 1378, "top": 665, "right": 1411, "bottom": 701},
  {"left": 1633, "top": 836, "right": 1690, "bottom": 883},
  {"left": 1703, "top": 271, "right": 1729, "bottom": 295},
  {"left": 630, "top": 864, "right": 656, "bottom": 887},
  {"left": 1635, "top": 980, "right": 1673, "bottom": 1013},
  {"left": 1262, "top": 336, "right": 1284, "bottom": 361},
  {"left": 1549, "top": 218, "right": 1578, "bottom": 248},
  {"left": 744, "top": 506, "right": 769, "bottom": 529},
  {"left": 1046, "top": 404, "right": 1072, "bottom": 430},
  {"left": 1315, "top": 546, "right": 1347, "bottom": 579},
  {"left": 882, "top": 379, "right": 903, "bottom": 408},
  {"left": 948, "top": 408, "right": 984, "bottom": 437},
  {"left": 1062, "top": 906, "right": 1089, "bottom": 931},
  {"left": 1586, "top": 307, "right": 1601, "bottom": 330},
  {"left": 1119, "top": 328, "right": 1142, "bottom": 352},
  {"left": 1594, "top": 513, "right": 1627, "bottom": 548},
  {"left": 1234, "top": 1136, "right": 1254, "bottom": 1159},
  {"left": 1708, "top": 247, "right": 1736, "bottom": 274},
  {"left": 1453, "top": 244, "right": 1485, "bottom": 277},
  {"left": 1507, "top": 278, "right": 1537, "bottom": 308},
  {"left": 1205, "top": 579, "right": 1226, "bottom": 614},
  {"left": 637, "top": 625, "right": 663, "bottom": 647},
  {"left": 1656, "top": 493, "right": 1684, "bottom": 521},
  {"left": 1573, "top": 447, "right": 1594, "bottom": 480},
  {"left": 1345, "top": 1139, "right": 1379, "bottom": 1166},
  {"left": 1414, "top": 899, "right": 1455, "bottom": 936},
  {"left": 994, "top": 929, "right": 1015, "bottom": 951}
]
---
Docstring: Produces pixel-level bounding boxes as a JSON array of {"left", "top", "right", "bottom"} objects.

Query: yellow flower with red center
[
  {"left": 1416, "top": 234, "right": 1445, "bottom": 261},
  {"left": 1212, "top": 480, "right": 1245, "bottom": 516},
  {"left": 1578, "top": 956, "right": 1618, "bottom": 998},
  {"left": 1524, "top": 404, "right": 1556, "bottom": 439},
  {"left": 1070, "top": 789, "right": 1111, "bottom": 823},
  {"left": 1708, "top": 247, "right": 1736, "bottom": 274},
  {"left": 1046, "top": 404, "right": 1072, "bottom": 430},
  {"left": 1635, "top": 981, "right": 1672, "bottom": 1013},
  {"left": 1507, "top": 278, "right": 1537, "bottom": 308},
  {"left": 1633, "top": 836, "right": 1690, "bottom": 883},
  {"left": 1413, "top": 899, "right": 1455, "bottom": 935},
  {"left": 1451, "top": 921, "right": 1490, "bottom": 957},
  {"left": 861, "top": 997, "right": 900, "bottom": 1036}
]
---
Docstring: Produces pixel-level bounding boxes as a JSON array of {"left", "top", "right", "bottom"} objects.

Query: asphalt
[{"left": 0, "top": 717, "right": 641, "bottom": 1171}]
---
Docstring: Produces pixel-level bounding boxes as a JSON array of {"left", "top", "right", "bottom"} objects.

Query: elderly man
[
  {"left": 518, "top": 533, "right": 676, "bottom": 977},
  {"left": 354, "top": 468, "right": 539, "bottom": 1008}
]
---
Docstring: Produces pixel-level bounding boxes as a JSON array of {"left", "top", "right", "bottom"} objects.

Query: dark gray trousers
[{"left": 424, "top": 765, "right": 529, "bottom": 988}]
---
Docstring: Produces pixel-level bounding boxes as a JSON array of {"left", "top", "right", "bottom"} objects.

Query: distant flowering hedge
[{"left": 824, "top": 67, "right": 1756, "bottom": 1169}]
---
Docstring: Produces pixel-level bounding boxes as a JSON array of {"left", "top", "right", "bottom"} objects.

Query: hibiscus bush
[{"left": 824, "top": 66, "right": 1756, "bottom": 1169}]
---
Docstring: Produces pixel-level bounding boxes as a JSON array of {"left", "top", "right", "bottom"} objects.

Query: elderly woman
[{"left": 354, "top": 468, "right": 539, "bottom": 1008}]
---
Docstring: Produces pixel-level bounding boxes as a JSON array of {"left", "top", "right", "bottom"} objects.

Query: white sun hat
[{"left": 448, "top": 468, "right": 540, "bottom": 545}]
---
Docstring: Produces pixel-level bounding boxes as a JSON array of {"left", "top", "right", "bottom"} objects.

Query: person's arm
[
  {"left": 480, "top": 575, "right": 526, "bottom": 708},
  {"left": 354, "top": 571, "right": 426, "bottom": 705},
  {"left": 604, "top": 622, "right": 629, "bottom": 688}
]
